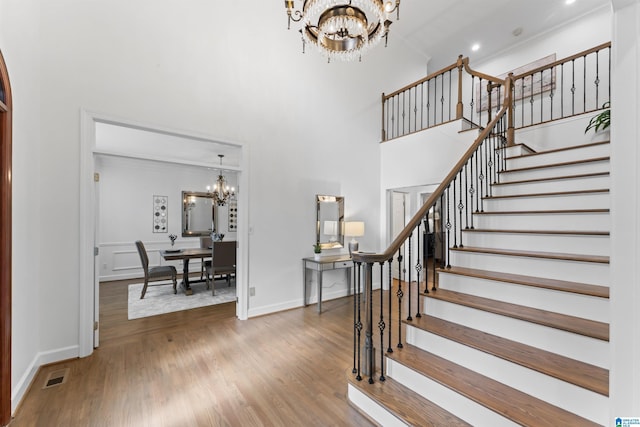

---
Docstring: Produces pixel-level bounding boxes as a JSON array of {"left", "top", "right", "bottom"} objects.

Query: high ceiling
[{"left": 391, "top": 0, "right": 611, "bottom": 69}]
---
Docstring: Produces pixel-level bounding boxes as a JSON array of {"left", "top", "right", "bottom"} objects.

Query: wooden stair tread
[
  {"left": 406, "top": 315, "right": 609, "bottom": 396},
  {"left": 484, "top": 188, "right": 609, "bottom": 199},
  {"left": 425, "top": 288, "right": 609, "bottom": 341},
  {"left": 464, "top": 228, "right": 609, "bottom": 236},
  {"left": 438, "top": 266, "right": 609, "bottom": 298},
  {"left": 511, "top": 140, "right": 609, "bottom": 159},
  {"left": 346, "top": 369, "right": 472, "bottom": 426},
  {"left": 451, "top": 245, "right": 609, "bottom": 264},
  {"left": 387, "top": 345, "right": 600, "bottom": 426},
  {"left": 493, "top": 171, "right": 609, "bottom": 186},
  {"left": 473, "top": 208, "right": 609, "bottom": 215},
  {"left": 501, "top": 156, "right": 609, "bottom": 174}
]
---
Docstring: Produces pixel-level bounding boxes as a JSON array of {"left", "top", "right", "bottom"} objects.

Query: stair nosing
[
  {"left": 347, "top": 369, "right": 472, "bottom": 426},
  {"left": 463, "top": 228, "right": 609, "bottom": 236},
  {"left": 405, "top": 315, "right": 609, "bottom": 396},
  {"left": 493, "top": 171, "right": 609, "bottom": 186},
  {"left": 425, "top": 288, "right": 609, "bottom": 341},
  {"left": 483, "top": 188, "right": 609, "bottom": 200},
  {"left": 387, "top": 344, "right": 601, "bottom": 426},
  {"left": 500, "top": 156, "right": 609, "bottom": 174},
  {"left": 473, "top": 208, "right": 609, "bottom": 215},
  {"left": 506, "top": 140, "right": 609, "bottom": 160},
  {"left": 451, "top": 246, "right": 609, "bottom": 264},
  {"left": 437, "top": 265, "right": 609, "bottom": 298}
]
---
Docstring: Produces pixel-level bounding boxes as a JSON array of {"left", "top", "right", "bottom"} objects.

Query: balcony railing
[{"left": 381, "top": 42, "right": 611, "bottom": 143}]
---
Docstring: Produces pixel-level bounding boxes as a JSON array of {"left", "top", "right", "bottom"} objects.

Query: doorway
[{"left": 79, "top": 112, "right": 249, "bottom": 357}]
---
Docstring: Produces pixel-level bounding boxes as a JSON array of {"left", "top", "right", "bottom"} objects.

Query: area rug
[{"left": 127, "top": 281, "right": 235, "bottom": 320}]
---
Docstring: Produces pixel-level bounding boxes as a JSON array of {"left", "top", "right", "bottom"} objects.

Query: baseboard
[{"left": 11, "top": 345, "right": 79, "bottom": 414}]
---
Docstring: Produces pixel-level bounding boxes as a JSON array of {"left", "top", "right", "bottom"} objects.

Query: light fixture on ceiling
[
  {"left": 206, "top": 154, "right": 235, "bottom": 206},
  {"left": 471, "top": 43, "right": 480, "bottom": 52},
  {"left": 284, "top": 0, "right": 401, "bottom": 62}
]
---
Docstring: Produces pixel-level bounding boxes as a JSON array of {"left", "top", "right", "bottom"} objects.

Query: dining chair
[
  {"left": 135, "top": 240, "right": 178, "bottom": 299},
  {"left": 205, "top": 241, "right": 236, "bottom": 296},
  {"left": 200, "top": 236, "right": 213, "bottom": 280}
]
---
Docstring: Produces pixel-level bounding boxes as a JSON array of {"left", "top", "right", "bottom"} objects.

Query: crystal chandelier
[
  {"left": 285, "top": 0, "right": 400, "bottom": 62},
  {"left": 206, "top": 155, "right": 235, "bottom": 206}
]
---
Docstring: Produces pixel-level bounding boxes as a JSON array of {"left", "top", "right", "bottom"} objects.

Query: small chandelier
[
  {"left": 206, "top": 154, "right": 235, "bottom": 206},
  {"left": 285, "top": 0, "right": 400, "bottom": 62}
]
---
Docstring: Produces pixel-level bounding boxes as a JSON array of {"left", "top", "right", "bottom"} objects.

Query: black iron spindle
[
  {"left": 396, "top": 249, "right": 403, "bottom": 348},
  {"left": 445, "top": 186, "right": 451, "bottom": 269},
  {"left": 407, "top": 232, "right": 413, "bottom": 321},
  {"left": 355, "top": 261, "right": 362, "bottom": 381},
  {"left": 378, "top": 262, "right": 386, "bottom": 381},
  {"left": 470, "top": 76, "right": 475, "bottom": 125},
  {"left": 415, "top": 224, "right": 422, "bottom": 319},
  {"left": 423, "top": 215, "right": 430, "bottom": 294},
  {"left": 387, "top": 259, "right": 393, "bottom": 353},
  {"left": 458, "top": 168, "right": 464, "bottom": 247}
]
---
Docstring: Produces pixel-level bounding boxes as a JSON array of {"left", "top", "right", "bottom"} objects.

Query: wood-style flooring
[{"left": 9, "top": 279, "right": 375, "bottom": 426}]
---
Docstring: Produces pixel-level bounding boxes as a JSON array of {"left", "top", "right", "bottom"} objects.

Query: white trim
[
  {"left": 79, "top": 109, "right": 251, "bottom": 356},
  {"left": 11, "top": 345, "right": 79, "bottom": 414}
]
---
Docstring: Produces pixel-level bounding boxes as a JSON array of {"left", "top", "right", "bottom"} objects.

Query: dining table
[{"left": 161, "top": 248, "right": 211, "bottom": 295}]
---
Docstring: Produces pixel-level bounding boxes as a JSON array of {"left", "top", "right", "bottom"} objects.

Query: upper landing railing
[{"left": 381, "top": 42, "right": 611, "bottom": 143}]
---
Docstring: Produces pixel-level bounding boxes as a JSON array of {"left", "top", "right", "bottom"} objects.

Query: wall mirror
[
  {"left": 316, "top": 194, "right": 344, "bottom": 249},
  {"left": 182, "top": 191, "right": 214, "bottom": 237}
]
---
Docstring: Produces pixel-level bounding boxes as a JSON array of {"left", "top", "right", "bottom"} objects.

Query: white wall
[{"left": 0, "top": 0, "right": 426, "bottom": 411}]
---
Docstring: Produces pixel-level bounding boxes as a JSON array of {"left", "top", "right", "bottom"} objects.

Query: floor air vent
[{"left": 42, "top": 368, "right": 69, "bottom": 389}]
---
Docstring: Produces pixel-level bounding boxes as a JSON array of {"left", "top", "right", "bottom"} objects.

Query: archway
[{"left": 0, "top": 49, "right": 13, "bottom": 427}]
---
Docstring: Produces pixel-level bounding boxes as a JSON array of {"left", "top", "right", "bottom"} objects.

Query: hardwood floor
[{"left": 9, "top": 279, "right": 375, "bottom": 426}]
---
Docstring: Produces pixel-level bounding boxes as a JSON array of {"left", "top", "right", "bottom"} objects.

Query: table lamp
[{"left": 344, "top": 221, "right": 365, "bottom": 256}]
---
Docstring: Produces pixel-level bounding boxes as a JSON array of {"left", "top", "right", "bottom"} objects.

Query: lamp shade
[{"left": 344, "top": 221, "right": 365, "bottom": 237}]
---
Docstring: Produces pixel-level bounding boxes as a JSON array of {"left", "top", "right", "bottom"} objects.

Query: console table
[{"left": 302, "top": 255, "right": 353, "bottom": 313}]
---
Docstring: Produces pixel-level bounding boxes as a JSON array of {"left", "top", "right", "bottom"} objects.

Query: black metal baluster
[
  {"left": 402, "top": 91, "right": 407, "bottom": 136},
  {"left": 561, "top": 63, "right": 565, "bottom": 118},
  {"left": 396, "top": 249, "right": 403, "bottom": 348},
  {"left": 387, "top": 260, "right": 393, "bottom": 353},
  {"left": 408, "top": 86, "right": 412, "bottom": 134},
  {"left": 426, "top": 79, "right": 431, "bottom": 128},
  {"left": 470, "top": 76, "right": 475, "bottom": 125},
  {"left": 452, "top": 177, "right": 457, "bottom": 248},
  {"left": 540, "top": 70, "right": 544, "bottom": 122},
  {"left": 529, "top": 75, "right": 534, "bottom": 125},
  {"left": 465, "top": 162, "right": 470, "bottom": 229},
  {"left": 420, "top": 82, "right": 424, "bottom": 131},
  {"left": 445, "top": 186, "right": 452, "bottom": 269},
  {"left": 378, "top": 262, "right": 386, "bottom": 381},
  {"left": 571, "top": 58, "right": 576, "bottom": 116},
  {"left": 550, "top": 67, "right": 555, "bottom": 120},
  {"left": 583, "top": 55, "right": 587, "bottom": 113},
  {"left": 458, "top": 168, "right": 464, "bottom": 247},
  {"left": 478, "top": 78, "right": 483, "bottom": 125},
  {"left": 415, "top": 223, "right": 422, "bottom": 319},
  {"left": 595, "top": 50, "right": 600, "bottom": 108},
  {"left": 441, "top": 72, "right": 445, "bottom": 124},
  {"left": 448, "top": 70, "right": 452, "bottom": 121},
  {"left": 521, "top": 77, "right": 525, "bottom": 126},
  {"left": 355, "top": 261, "right": 362, "bottom": 381},
  {"left": 352, "top": 261, "right": 357, "bottom": 374},
  {"left": 407, "top": 232, "right": 413, "bottom": 321},
  {"left": 366, "top": 262, "right": 374, "bottom": 384},
  {"left": 423, "top": 215, "right": 430, "bottom": 294}
]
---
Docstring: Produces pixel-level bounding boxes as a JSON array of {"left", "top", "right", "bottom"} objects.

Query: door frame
[
  {"left": 0, "top": 49, "right": 13, "bottom": 427},
  {"left": 79, "top": 110, "right": 250, "bottom": 357}
]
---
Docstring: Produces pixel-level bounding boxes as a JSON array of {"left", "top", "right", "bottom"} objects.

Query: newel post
[{"left": 456, "top": 55, "right": 464, "bottom": 119}]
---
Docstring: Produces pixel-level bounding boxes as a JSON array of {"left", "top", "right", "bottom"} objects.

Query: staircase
[{"left": 348, "top": 140, "right": 610, "bottom": 426}]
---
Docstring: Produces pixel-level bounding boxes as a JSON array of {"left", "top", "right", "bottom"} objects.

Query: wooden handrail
[
  {"left": 383, "top": 60, "right": 462, "bottom": 100},
  {"left": 511, "top": 42, "right": 611, "bottom": 81},
  {"left": 355, "top": 80, "right": 512, "bottom": 265},
  {"left": 461, "top": 56, "right": 504, "bottom": 85}
]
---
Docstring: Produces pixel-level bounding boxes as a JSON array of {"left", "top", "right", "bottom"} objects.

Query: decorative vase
[{"left": 314, "top": 253, "right": 321, "bottom": 261}]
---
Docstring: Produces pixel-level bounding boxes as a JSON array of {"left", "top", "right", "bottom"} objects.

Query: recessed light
[
  {"left": 471, "top": 43, "right": 480, "bottom": 52},
  {"left": 565, "top": 0, "right": 576, "bottom": 5}
]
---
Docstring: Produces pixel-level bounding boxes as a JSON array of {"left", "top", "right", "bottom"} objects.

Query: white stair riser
[
  {"left": 506, "top": 144, "right": 610, "bottom": 169},
  {"left": 448, "top": 251, "right": 609, "bottom": 286},
  {"left": 423, "top": 297, "right": 609, "bottom": 368},
  {"left": 472, "top": 212, "right": 609, "bottom": 231},
  {"left": 461, "top": 232, "right": 610, "bottom": 256},
  {"left": 386, "top": 359, "right": 518, "bottom": 427},
  {"left": 483, "top": 192, "right": 609, "bottom": 211},
  {"left": 499, "top": 160, "right": 609, "bottom": 183},
  {"left": 347, "top": 385, "right": 407, "bottom": 427},
  {"left": 492, "top": 175, "right": 610, "bottom": 196},
  {"left": 437, "top": 273, "right": 609, "bottom": 322},
  {"left": 406, "top": 327, "right": 608, "bottom": 425},
  {"left": 504, "top": 145, "right": 535, "bottom": 158}
]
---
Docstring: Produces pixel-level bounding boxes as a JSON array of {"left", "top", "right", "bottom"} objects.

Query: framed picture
[{"left": 153, "top": 195, "right": 168, "bottom": 233}]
